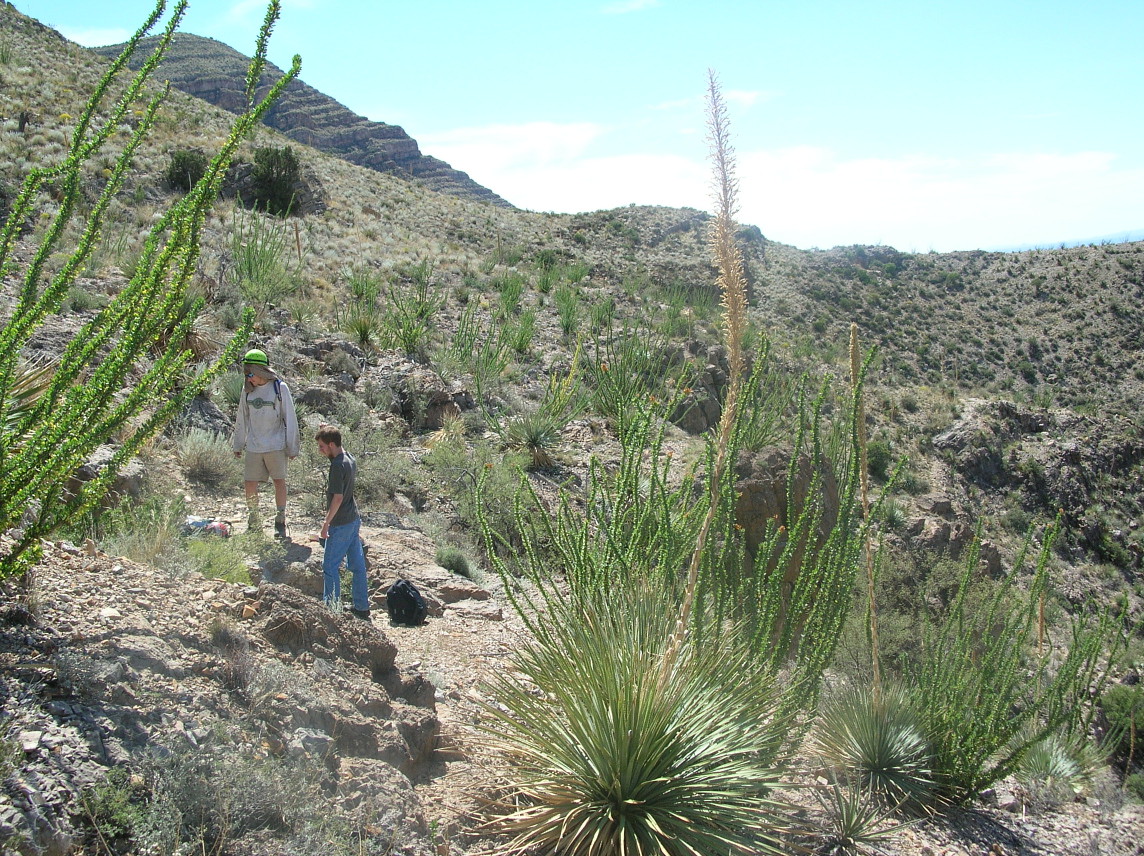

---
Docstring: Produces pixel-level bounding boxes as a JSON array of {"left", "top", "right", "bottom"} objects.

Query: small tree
[
  {"left": 0, "top": 0, "right": 300, "bottom": 582},
  {"left": 165, "top": 148, "right": 209, "bottom": 192},
  {"left": 252, "top": 144, "right": 299, "bottom": 216}
]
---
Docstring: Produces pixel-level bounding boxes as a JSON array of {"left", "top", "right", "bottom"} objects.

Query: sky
[{"left": 13, "top": 0, "right": 1144, "bottom": 253}]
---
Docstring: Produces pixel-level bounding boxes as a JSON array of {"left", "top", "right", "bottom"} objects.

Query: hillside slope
[{"left": 94, "top": 33, "right": 512, "bottom": 209}]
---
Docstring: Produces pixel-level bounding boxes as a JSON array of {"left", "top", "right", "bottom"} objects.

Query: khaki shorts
[{"left": 244, "top": 449, "right": 288, "bottom": 482}]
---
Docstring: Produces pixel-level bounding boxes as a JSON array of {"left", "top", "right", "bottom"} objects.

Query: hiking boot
[
  {"left": 350, "top": 607, "right": 371, "bottom": 621},
  {"left": 273, "top": 518, "right": 288, "bottom": 540}
]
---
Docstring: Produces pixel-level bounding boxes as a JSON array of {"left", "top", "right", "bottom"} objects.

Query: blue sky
[{"left": 14, "top": 0, "right": 1144, "bottom": 252}]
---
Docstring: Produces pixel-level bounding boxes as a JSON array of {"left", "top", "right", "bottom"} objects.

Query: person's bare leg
[
  {"left": 245, "top": 480, "right": 260, "bottom": 530},
  {"left": 272, "top": 478, "right": 288, "bottom": 539}
]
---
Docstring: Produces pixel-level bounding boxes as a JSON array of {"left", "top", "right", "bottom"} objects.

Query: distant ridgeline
[{"left": 93, "top": 34, "right": 513, "bottom": 209}]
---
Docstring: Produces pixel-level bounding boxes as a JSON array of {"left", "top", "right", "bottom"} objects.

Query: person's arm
[
  {"left": 281, "top": 382, "right": 299, "bottom": 458},
  {"left": 232, "top": 395, "right": 247, "bottom": 456},
  {"left": 320, "top": 493, "right": 344, "bottom": 540},
  {"left": 320, "top": 456, "right": 346, "bottom": 539}
]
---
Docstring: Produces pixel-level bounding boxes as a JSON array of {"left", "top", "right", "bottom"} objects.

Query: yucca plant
[
  {"left": 342, "top": 304, "right": 385, "bottom": 350},
  {"left": 811, "top": 682, "right": 936, "bottom": 809},
  {"left": 217, "top": 370, "right": 245, "bottom": 408},
  {"left": 1, "top": 359, "right": 54, "bottom": 434},
  {"left": 1014, "top": 728, "right": 1102, "bottom": 807},
  {"left": 810, "top": 772, "right": 913, "bottom": 856},
  {"left": 483, "top": 586, "right": 792, "bottom": 856},
  {"left": 486, "top": 345, "right": 587, "bottom": 470},
  {"left": 498, "top": 412, "right": 562, "bottom": 470},
  {"left": 229, "top": 203, "right": 301, "bottom": 316},
  {"left": 0, "top": 0, "right": 299, "bottom": 581}
]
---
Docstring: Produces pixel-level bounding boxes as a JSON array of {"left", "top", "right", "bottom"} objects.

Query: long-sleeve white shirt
[{"left": 231, "top": 380, "right": 299, "bottom": 456}]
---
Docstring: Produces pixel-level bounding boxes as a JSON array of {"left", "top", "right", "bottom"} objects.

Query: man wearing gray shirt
[{"left": 316, "top": 425, "right": 370, "bottom": 620}]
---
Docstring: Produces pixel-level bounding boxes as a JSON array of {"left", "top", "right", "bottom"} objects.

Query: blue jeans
[{"left": 323, "top": 518, "right": 369, "bottom": 611}]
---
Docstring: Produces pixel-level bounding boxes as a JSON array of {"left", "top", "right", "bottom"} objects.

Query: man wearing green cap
[{"left": 231, "top": 348, "right": 299, "bottom": 539}]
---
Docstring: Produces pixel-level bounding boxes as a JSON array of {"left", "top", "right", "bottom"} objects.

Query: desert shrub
[
  {"left": 909, "top": 528, "right": 1122, "bottom": 803},
  {"left": 164, "top": 148, "right": 208, "bottom": 192},
  {"left": 291, "top": 416, "right": 415, "bottom": 515},
  {"left": 435, "top": 544, "right": 471, "bottom": 577},
  {"left": 129, "top": 734, "right": 327, "bottom": 854},
  {"left": 186, "top": 537, "right": 249, "bottom": 584},
  {"left": 426, "top": 436, "right": 531, "bottom": 556},
  {"left": 866, "top": 439, "right": 893, "bottom": 481},
  {"left": 81, "top": 767, "right": 149, "bottom": 848},
  {"left": 533, "top": 248, "right": 559, "bottom": 271},
  {"left": 0, "top": 1, "right": 297, "bottom": 580},
  {"left": 251, "top": 144, "right": 299, "bottom": 215},
  {"left": 1126, "top": 773, "right": 1144, "bottom": 801},
  {"left": 79, "top": 491, "right": 187, "bottom": 569},
  {"left": 176, "top": 428, "right": 239, "bottom": 489},
  {"left": 1100, "top": 682, "right": 1143, "bottom": 769},
  {"left": 63, "top": 284, "right": 106, "bottom": 312}
]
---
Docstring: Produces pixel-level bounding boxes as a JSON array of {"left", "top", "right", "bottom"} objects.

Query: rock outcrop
[{"left": 93, "top": 35, "right": 513, "bottom": 209}]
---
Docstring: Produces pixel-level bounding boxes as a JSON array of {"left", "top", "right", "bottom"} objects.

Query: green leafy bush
[
  {"left": 909, "top": 529, "right": 1121, "bottom": 803},
  {"left": 164, "top": 148, "right": 208, "bottom": 192},
  {"left": 435, "top": 544, "right": 471, "bottom": 577},
  {"left": 1100, "top": 682, "right": 1143, "bottom": 767},
  {"left": 251, "top": 144, "right": 300, "bottom": 215}
]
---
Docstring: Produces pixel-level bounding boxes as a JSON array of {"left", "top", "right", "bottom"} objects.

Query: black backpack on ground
[{"left": 386, "top": 579, "right": 427, "bottom": 626}]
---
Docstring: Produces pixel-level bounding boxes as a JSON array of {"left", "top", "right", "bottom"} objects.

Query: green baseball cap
[{"left": 243, "top": 349, "right": 270, "bottom": 366}]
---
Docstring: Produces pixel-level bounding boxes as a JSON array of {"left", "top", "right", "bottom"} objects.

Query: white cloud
[
  {"left": 59, "top": 27, "right": 131, "bottom": 47},
  {"left": 422, "top": 121, "right": 708, "bottom": 213},
  {"left": 421, "top": 122, "right": 607, "bottom": 171},
  {"left": 736, "top": 147, "right": 1144, "bottom": 251},
  {"left": 421, "top": 122, "right": 1144, "bottom": 250}
]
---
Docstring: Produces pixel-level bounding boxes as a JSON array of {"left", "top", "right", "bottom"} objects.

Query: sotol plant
[
  {"left": 477, "top": 73, "right": 869, "bottom": 856},
  {"left": 0, "top": 0, "right": 299, "bottom": 581}
]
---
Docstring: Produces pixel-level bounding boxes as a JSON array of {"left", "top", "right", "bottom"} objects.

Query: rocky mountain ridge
[{"left": 93, "top": 33, "right": 513, "bottom": 209}]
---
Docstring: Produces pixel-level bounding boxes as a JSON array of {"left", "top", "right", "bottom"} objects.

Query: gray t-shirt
[{"left": 326, "top": 450, "right": 359, "bottom": 527}]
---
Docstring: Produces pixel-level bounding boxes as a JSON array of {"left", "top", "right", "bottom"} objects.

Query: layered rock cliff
[{"left": 94, "top": 34, "right": 513, "bottom": 208}]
